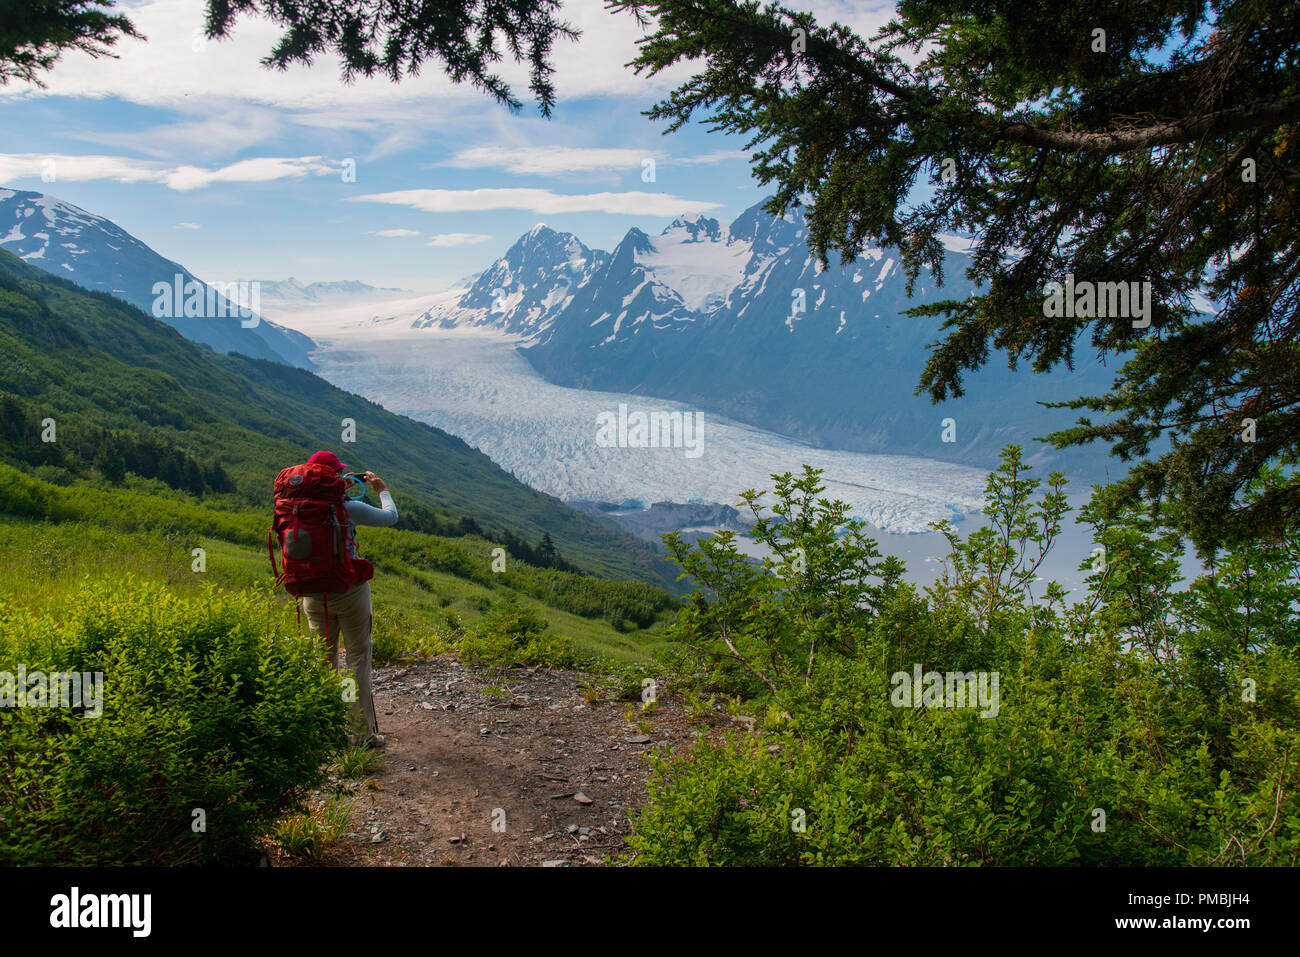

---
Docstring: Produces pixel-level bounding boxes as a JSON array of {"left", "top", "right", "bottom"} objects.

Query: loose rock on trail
[{"left": 288, "top": 654, "right": 718, "bottom": 867}]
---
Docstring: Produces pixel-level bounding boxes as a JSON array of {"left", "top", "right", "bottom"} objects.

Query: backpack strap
[{"left": 267, "top": 526, "right": 279, "bottom": 582}]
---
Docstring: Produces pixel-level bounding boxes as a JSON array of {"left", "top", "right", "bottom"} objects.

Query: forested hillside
[{"left": 0, "top": 247, "right": 676, "bottom": 590}]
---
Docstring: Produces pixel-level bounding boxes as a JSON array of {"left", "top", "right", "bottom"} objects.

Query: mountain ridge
[
  {"left": 0, "top": 245, "right": 677, "bottom": 589},
  {"left": 399, "top": 199, "right": 1120, "bottom": 477},
  {"left": 0, "top": 188, "right": 316, "bottom": 369}
]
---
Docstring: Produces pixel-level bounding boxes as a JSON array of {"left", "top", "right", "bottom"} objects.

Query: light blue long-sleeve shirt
[
  {"left": 345, "top": 490, "right": 398, "bottom": 528},
  {"left": 343, "top": 490, "right": 397, "bottom": 559}
]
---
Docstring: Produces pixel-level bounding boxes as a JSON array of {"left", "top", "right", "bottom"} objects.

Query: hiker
[{"left": 269, "top": 450, "right": 397, "bottom": 750}]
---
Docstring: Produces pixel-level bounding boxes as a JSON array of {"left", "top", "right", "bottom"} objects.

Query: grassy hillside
[
  {"left": 0, "top": 465, "right": 677, "bottom": 866},
  {"left": 0, "top": 246, "right": 677, "bottom": 590},
  {"left": 0, "top": 462, "right": 678, "bottom": 664}
]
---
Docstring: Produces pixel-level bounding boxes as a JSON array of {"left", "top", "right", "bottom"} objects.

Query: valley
[
  {"left": 0, "top": 185, "right": 1146, "bottom": 597},
  {"left": 264, "top": 300, "right": 1106, "bottom": 594}
]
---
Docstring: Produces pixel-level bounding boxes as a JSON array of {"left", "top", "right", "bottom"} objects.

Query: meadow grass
[{"left": 0, "top": 514, "right": 673, "bottom": 665}]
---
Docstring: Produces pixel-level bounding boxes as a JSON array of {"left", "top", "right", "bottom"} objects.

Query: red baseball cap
[{"left": 307, "top": 450, "right": 348, "bottom": 471}]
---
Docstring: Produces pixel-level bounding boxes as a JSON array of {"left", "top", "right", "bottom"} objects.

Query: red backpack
[{"left": 268, "top": 462, "right": 374, "bottom": 598}]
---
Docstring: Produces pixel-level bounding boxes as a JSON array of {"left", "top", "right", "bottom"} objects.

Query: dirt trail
[{"left": 303, "top": 655, "right": 717, "bottom": 866}]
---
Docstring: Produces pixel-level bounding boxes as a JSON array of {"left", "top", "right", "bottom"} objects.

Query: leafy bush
[
  {"left": 370, "top": 604, "right": 452, "bottom": 664},
  {"left": 516, "top": 569, "right": 676, "bottom": 629},
  {"left": 0, "top": 575, "right": 349, "bottom": 865},
  {"left": 628, "top": 449, "right": 1300, "bottom": 866},
  {"left": 0, "top": 462, "right": 60, "bottom": 520},
  {"left": 604, "top": 659, "right": 663, "bottom": 702},
  {"left": 661, "top": 465, "right": 904, "bottom": 697},
  {"left": 457, "top": 601, "right": 576, "bottom": 669}
]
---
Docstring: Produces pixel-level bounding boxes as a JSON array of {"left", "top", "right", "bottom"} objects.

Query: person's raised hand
[{"left": 363, "top": 472, "right": 387, "bottom": 493}]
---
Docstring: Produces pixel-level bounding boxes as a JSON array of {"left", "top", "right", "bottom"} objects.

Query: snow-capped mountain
[
  {"left": 402, "top": 200, "right": 1117, "bottom": 475},
  {"left": 0, "top": 188, "right": 314, "bottom": 368},
  {"left": 411, "top": 224, "right": 609, "bottom": 337}
]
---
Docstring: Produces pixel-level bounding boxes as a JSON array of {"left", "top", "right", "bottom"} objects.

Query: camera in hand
[{"left": 342, "top": 473, "right": 367, "bottom": 500}]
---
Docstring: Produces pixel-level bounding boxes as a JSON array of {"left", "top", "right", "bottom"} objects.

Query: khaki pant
[{"left": 302, "top": 580, "right": 378, "bottom": 740}]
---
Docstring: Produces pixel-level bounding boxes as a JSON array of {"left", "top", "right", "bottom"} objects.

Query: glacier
[{"left": 273, "top": 304, "right": 990, "bottom": 534}]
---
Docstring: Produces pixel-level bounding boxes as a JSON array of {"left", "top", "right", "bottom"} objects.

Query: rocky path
[{"left": 300, "top": 655, "right": 716, "bottom": 867}]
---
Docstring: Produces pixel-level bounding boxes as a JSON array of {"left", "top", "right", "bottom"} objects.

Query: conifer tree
[
  {"left": 205, "top": 0, "right": 578, "bottom": 113},
  {"left": 0, "top": 0, "right": 139, "bottom": 86},
  {"left": 608, "top": 0, "right": 1300, "bottom": 550}
]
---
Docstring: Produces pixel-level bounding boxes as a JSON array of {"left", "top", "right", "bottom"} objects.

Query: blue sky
[{"left": 0, "top": 0, "right": 895, "bottom": 290}]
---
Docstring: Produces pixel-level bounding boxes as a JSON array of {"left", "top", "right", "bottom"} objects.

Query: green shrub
[
  {"left": 370, "top": 605, "right": 451, "bottom": 663},
  {"left": 0, "top": 463, "right": 59, "bottom": 519},
  {"left": 628, "top": 451, "right": 1300, "bottom": 866},
  {"left": 0, "top": 575, "right": 349, "bottom": 865},
  {"left": 606, "top": 659, "right": 661, "bottom": 702},
  {"left": 457, "top": 602, "right": 576, "bottom": 669}
]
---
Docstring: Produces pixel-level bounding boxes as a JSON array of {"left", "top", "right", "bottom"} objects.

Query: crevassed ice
[{"left": 306, "top": 327, "right": 988, "bottom": 535}]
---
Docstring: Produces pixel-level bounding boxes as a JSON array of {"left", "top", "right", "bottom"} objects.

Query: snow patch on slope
[{"left": 635, "top": 227, "right": 753, "bottom": 312}]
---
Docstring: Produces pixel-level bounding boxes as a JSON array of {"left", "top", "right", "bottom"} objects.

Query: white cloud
[
  {"left": 372, "top": 228, "right": 419, "bottom": 237},
  {"left": 0, "top": 0, "right": 686, "bottom": 115},
  {"left": 0, "top": 0, "right": 900, "bottom": 162},
  {"left": 0, "top": 152, "right": 339, "bottom": 190},
  {"left": 427, "top": 233, "right": 494, "bottom": 247},
  {"left": 672, "top": 149, "right": 748, "bottom": 166},
  {"left": 810, "top": 0, "right": 897, "bottom": 32},
  {"left": 0, "top": 153, "right": 161, "bottom": 185},
  {"left": 162, "top": 156, "right": 337, "bottom": 190},
  {"left": 175, "top": 222, "right": 201, "bottom": 229},
  {"left": 351, "top": 188, "right": 723, "bottom": 217},
  {"left": 69, "top": 107, "right": 286, "bottom": 160},
  {"left": 438, "top": 146, "right": 659, "bottom": 176},
  {"left": 436, "top": 146, "right": 748, "bottom": 177}
]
